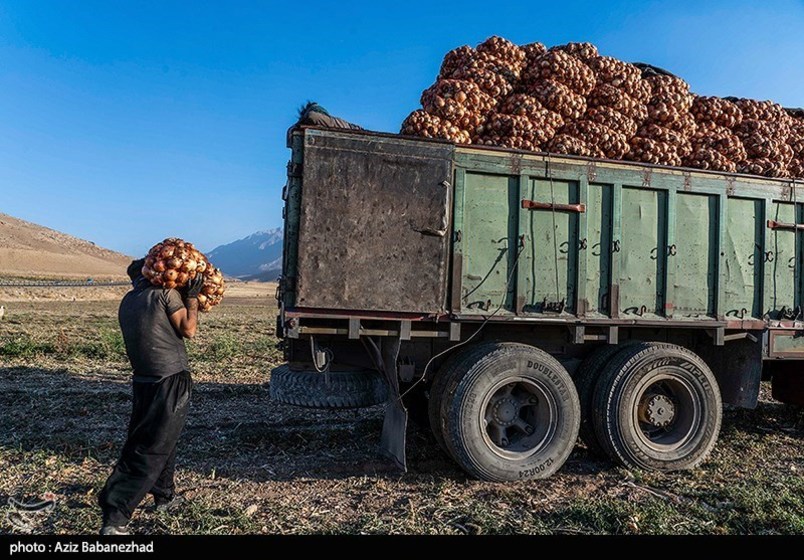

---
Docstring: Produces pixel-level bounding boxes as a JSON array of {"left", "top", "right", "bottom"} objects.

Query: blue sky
[{"left": 1, "top": 1, "right": 803, "bottom": 257}]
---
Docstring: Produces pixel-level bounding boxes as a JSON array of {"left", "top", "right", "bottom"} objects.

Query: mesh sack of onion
[{"left": 142, "top": 237, "right": 226, "bottom": 312}]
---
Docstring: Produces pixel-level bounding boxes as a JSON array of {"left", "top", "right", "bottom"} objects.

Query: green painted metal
[
  {"left": 665, "top": 188, "right": 677, "bottom": 318},
  {"left": 722, "top": 198, "right": 763, "bottom": 319},
  {"left": 283, "top": 131, "right": 804, "bottom": 331},
  {"left": 584, "top": 183, "right": 613, "bottom": 316},
  {"left": 519, "top": 177, "right": 579, "bottom": 314},
  {"left": 450, "top": 169, "right": 466, "bottom": 311},
  {"left": 764, "top": 202, "right": 798, "bottom": 319},
  {"left": 610, "top": 184, "right": 623, "bottom": 318},
  {"left": 618, "top": 187, "right": 667, "bottom": 318},
  {"left": 770, "top": 333, "right": 804, "bottom": 354},
  {"left": 674, "top": 193, "right": 718, "bottom": 318},
  {"left": 575, "top": 177, "right": 590, "bottom": 316},
  {"left": 715, "top": 193, "right": 727, "bottom": 320},
  {"left": 449, "top": 148, "right": 802, "bottom": 325},
  {"left": 460, "top": 172, "right": 519, "bottom": 314}
]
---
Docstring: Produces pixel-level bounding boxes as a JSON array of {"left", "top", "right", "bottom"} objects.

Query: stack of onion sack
[
  {"left": 685, "top": 96, "right": 745, "bottom": 173},
  {"left": 400, "top": 36, "right": 804, "bottom": 180},
  {"left": 788, "top": 108, "right": 804, "bottom": 179},
  {"left": 550, "top": 54, "right": 648, "bottom": 159},
  {"left": 522, "top": 46, "right": 595, "bottom": 155},
  {"left": 732, "top": 99, "right": 794, "bottom": 177},
  {"left": 401, "top": 36, "right": 525, "bottom": 144},
  {"left": 141, "top": 238, "right": 226, "bottom": 312},
  {"left": 624, "top": 72, "right": 694, "bottom": 167}
]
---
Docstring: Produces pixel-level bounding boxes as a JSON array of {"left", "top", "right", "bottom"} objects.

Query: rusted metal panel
[{"left": 295, "top": 130, "right": 453, "bottom": 313}]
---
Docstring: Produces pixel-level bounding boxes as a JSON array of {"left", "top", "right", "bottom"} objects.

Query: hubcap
[
  {"left": 634, "top": 376, "right": 700, "bottom": 451},
  {"left": 639, "top": 394, "right": 676, "bottom": 427},
  {"left": 491, "top": 397, "right": 519, "bottom": 426},
  {"left": 482, "top": 379, "right": 554, "bottom": 456}
]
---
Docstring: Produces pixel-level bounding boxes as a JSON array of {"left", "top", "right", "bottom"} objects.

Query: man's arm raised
[{"left": 169, "top": 275, "right": 204, "bottom": 339}]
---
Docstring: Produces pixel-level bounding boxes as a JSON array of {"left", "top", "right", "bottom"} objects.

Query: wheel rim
[
  {"left": 632, "top": 373, "right": 701, "bottom": 452},
  {"left": 480, "top": 376, "right": 557, "bottom": 459}
]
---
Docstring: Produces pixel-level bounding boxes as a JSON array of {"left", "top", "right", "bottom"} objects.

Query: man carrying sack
[{"left": 97, "top": 258, "right": 204, "bottom": 535}]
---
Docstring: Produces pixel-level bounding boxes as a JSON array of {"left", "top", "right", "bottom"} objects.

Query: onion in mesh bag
[{"left": 142, "top": 238, "right": 226, "bottom": 312}]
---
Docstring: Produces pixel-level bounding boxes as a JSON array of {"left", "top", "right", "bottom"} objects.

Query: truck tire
[
  {"left": 269, "top": 364, "right": 388, "bottom": 409},
  {"left": 573, "top": 341, "right": 645, "bottom": 456},
  {"left": 438, "top": 342, "right": 580, "bottom": 481},
  {"left": 427, "top": 347, "right": 482, "bottom": 457},
  {"left": 591, "top": 343, "right": 722, "bottom": 471}
]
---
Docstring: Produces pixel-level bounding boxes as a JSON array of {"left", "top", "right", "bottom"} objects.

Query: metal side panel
[
  {"left": 459, "top": 171, "right": 519, "bottom": 314},
  {"left": 764, "top": 201, "right": 798, "bottom": 320},
  {"left": 585, "top": 183, "right": 613, "bottom": 316},
  {"left": 295, "top": 130, "right": 454, "bottom": 313},
  {"left": 768, "top": 330, "right": 804, "bottom": 357},
  {"left": 619, "top": 187, "right": 667, "bottom": 318},
  {"left": 519, "top": 178, "right": 580, "bottom": 315},
  {"left": 722, "top": 197, "right": 763, "bottom": 320},
  {"left": 673, "top": 192, "right": 718, "bottom": 318}
]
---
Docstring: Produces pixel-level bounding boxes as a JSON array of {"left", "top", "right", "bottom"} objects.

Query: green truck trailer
[{"left": 271, "top": 126, "right": 804, "bottom": 482}]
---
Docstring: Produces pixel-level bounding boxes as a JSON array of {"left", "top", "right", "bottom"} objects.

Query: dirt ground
[{"left": 1, "top": 288, "right": 803, "bottom": 535}]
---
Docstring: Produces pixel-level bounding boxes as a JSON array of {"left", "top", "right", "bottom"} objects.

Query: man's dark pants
[{"left": 98, "top": 370, "right": 193, "bottom": 526}]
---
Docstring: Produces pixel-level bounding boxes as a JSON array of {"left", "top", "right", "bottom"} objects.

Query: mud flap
[
  {"left": 696, "top": 333, "right": 763, "bottom": 408},
  {"left": 378, "top": 336, "right": 408, "bottom": 471}
]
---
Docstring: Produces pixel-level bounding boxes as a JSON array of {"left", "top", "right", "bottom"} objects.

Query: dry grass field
[{"left": 1, "top": 284, "right": 804, "bottom": 535}]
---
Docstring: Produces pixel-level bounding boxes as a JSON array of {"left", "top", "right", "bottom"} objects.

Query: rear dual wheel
[
  {"left": 590, "top": 343, "right": 722, "bottom": 471},
  {"left": 572, "top": 342, "right": 637, "bottom": 456},
  {"left": 427, "top": 341, "right": 721, "bottom": 478},
  {"left": 428, "top": 343, "right": 580, "bottom": 482}
]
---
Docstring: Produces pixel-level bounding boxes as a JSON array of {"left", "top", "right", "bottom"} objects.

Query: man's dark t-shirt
[{"left": 118, "top": 278, "right": 188, "bottom": 381}]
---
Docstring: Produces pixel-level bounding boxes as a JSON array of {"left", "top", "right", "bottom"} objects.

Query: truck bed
[{"left": 281, "top": 127, "right": 804, "bottom": 354}]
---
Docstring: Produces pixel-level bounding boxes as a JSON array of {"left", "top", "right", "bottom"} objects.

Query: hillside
[
  {"left": 207, "top": 229, "right": 282, "bottom": 281},
  {"left": 0, "top": 213, "right": 131, "bottom": 280}
]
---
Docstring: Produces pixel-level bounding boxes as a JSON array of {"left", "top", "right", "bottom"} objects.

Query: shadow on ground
[
  {"left": 3, "top": 365, "right": 800, "bottom": 487},
  {"left": 0, "top": 366, "right": 463, "bottom": 484}
]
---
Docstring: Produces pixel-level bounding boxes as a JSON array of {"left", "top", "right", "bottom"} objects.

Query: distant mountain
[
  {"left": 0, "top": 212, "right": 131, "bottom": 280},
  {"left": 207, "top": 229, "right": 283, "bottom": 281}
]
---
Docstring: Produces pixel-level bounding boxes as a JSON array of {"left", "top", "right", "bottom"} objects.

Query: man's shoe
[
  {"left": 100, "top": 525, "right": 131, "bottom": 535},
  {"left": 154, "top": 494, "right": 187, "bottom": 513}
]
